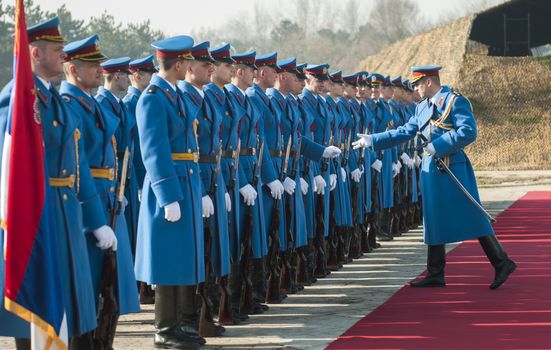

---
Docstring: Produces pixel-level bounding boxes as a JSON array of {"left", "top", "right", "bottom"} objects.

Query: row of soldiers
[{"left": 0, "top": 15, "right": 426, "bottom": 350}]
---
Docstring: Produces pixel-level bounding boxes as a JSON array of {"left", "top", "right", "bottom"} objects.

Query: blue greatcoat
[
  {"left": 179, "top": 80, "right": 231, "bottom": 277},
  {"left": 0, "top": 78, "right": 107, "bottom": 337},
  {"left": 326, "top": 95, "right": 353, "bottom": 228},
  {"left": 284, "top": 93, "right": 325, "bottom": 245},
  {"left": 225, "top": 83, "right": 276, "bottom": 258},
  {"left": 203, "top": 83, "right": 246, "bottom": 263},
  {"left": 371, "top": 86, "right": 494, "bottom": 244},
  {"left": 348, "top": 98, "right": 368, "bottom": 220},
  {"left": 299, "top": 88, "right": 333, "bottom": 237},
  {"left": 122, "top": 86, "right": 146, "bottom": 190},
  {"left": 96, "top": 87, "right": 140, "bottom": 259},
  {"left": 247, "top": 84, "right": 286, "bottom": 250},
  {"left": 59, "top": 82, "right": 140, "bottom": 315},
  {"left": 372, "top": 98, "right": 397, "bottom": 209},
  {"left": 134, "top": 75, "right": 205, "bottom": 285}
]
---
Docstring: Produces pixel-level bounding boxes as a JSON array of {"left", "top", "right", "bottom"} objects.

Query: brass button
[
  {"left": 53, "top": 120, "right": 58, "bottom": 127},
  {"left": 225, "top": 111, "right": 229, "bottom": 116},
  {"left": 110, "top": 187, "right": 115, "bottom": 192},
  {"left": 189, "top": 169, "right": 194, "bottom": 175},
  {"left": 63, "top": 194, "right": 68, "bottom": 201},
  {"left": 62, "top": 169, "right": 67, "bottom": 175},
  {"left": 187, "top": 149, "right": 191, "bottom": 153}
]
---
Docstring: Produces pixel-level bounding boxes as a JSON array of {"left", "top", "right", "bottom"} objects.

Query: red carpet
[{"left": 327, "top": 191, "right": 551, "bottom": 350}]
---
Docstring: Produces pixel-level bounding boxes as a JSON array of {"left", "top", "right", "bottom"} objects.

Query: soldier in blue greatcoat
[
  {"left": 60, "top": 33, "right": 140, "bottom": 323},
  {"left": 354, "top": 65, "right": 516, "bottom": 290},
  {"left": 178, "top": 41, "right": 230, "bottom": 337},
  {"left": 225, "top": 51, "right": 277, "bottom": 316},
  {"left": 122, "top": 54, "right": 157, "bottom": 304},
  {"left": 0, "top": 17, "right": 113, "bottom": 349},
  {"left": 134, "top": 35, "right": 209, "bottom": 349},
  {"left": 203, "top": 42, "right": 248, "bottom": 325},
  {"left": 96, "top": 57, "right": 141, "bottom": 257}
]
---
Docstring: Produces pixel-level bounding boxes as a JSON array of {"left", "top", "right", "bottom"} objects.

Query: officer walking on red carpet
[{"left": 353, "top": 65, "right": 517, "bottom": 290}]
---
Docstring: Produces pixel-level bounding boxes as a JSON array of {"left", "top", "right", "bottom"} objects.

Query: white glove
[
  {"left": 202, "top": 195, "right": 214, "bottom": 218},
  {"left": 283, "top": 177, "right": 296, "bottom": 195},
  {"left": 414, "top": 154, "right": 422, "bottom": 167},
  {"left": 300, "top": 177, "right": 309, "bottom": 195},
  {"left": 267, "top": 179, "right": 284, "bottom": 200},
  {"left": 164, "top": 201, "right": 181, "bottom": 222},
  {"left": 400, "top": 152, "right": 411, "bottom": 164},
  {"left": 314, "top": 175, "right": 326, "bottom": 195},
  {"left": 352, "top": 133, "right": 372, "bottom": 149},
  {"left": 225, "top": 192, "right": 232, "bottom": 212},
  {"left": 340, "top": 167, "right": 347, "bottom": 183},
  {"left": 239, "top": 184, "right": 257, "bottom": 206},
  {"left": 371, "top": 159, "right": 383, "bottom": 173},
  {"left": 322, "top": 145, "right": 341, "bottom": 159},
  {"left": 120, "top": 195, "right": 128, "bottom": 214},
  {"left": 392, "top": 162, "right": 400, "bottom": 178},
  {"left": 407, "top": 158, "right": 414, "bottom": 169},
  {"left": 351, "top": 168, "right": 362, "bottom": 183},
  {"left": 330, "top": 174, "right": 337, "bottom": 191},
  {"left": 424, "top": 142, "right": 436, "bottom": 156},
  {"left": 93, "top": 225, "right": 117, "bottom": 251}
]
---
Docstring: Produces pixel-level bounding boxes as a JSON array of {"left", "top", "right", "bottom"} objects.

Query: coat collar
[
  {"left": 60, "top": 81, "right": 95, "bottom": 113},
  {"left": 127, "top": 86, "right": 142, "bottom": 99},
  {"left": 97, "top": 86, "right": 121, "bottom": 114},
  {"left": 150, "top": 74, "right": 178, "bottom": 103},
  {"left": 266, "top": 87, "right": 286, "bottom": 110},
  {"left": 204, "top": 82, "right": 225, "bottom": 105}
]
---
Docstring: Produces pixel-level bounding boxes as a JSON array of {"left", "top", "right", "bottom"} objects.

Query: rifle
[
  {"left": 292, "top": 135, "right": 308, "bottom": 284},
  {"left": 239, "top": 138, "right": 264, "bottom": 314},
  {"left": 272, "top": 136, "right": 293, "bottom": 296},
  {"left": 326, "top": 134, "right": 341, "bottom": 269},
  {"left": 218, "top": 139, "right": 240, "bottom": 325},
  {"left": 94, "top": 147, "right": 129, "bottom": 350},
  {"left": 313, "top": 132, "right": 329, "bottom": 277},
  {"left": 197, "top": 141, "right": 222, "bottom": 337}
]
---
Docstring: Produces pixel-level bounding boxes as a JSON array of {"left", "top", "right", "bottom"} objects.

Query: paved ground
[{"left": 2, "top": 171, "right": 550, "bottom": 350}]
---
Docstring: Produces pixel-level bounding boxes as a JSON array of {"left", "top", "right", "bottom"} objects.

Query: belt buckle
[
  {"left": 108, "top": 168, "right": 115, "bottom": 181},
  {"left": 252, "top": 148, "right": 256, "bottom": 156}
]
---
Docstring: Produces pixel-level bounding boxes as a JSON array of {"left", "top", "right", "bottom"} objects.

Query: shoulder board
[
  {"left": 147, "top": 85, "right": 158, "bottom": 94},
  {"left": 62, "top": 95, "right": 72, "bottom": 103},
  {"left": 451, "top": 89, "right": 462, "bottom": 97}
]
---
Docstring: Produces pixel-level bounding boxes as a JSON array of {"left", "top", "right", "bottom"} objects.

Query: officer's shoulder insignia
[
  {"left": 147, "top": 85, "right": 158, "bottom": 94},
  {"left": 451, "top": 88, "right": 462, "bottom": 97},
  {"left": 62, "top": 95, "right": 72, "bottom": 103}
]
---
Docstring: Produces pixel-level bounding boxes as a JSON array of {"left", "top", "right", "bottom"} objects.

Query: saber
[{"left": 417, "top": 118, "right": 496, "bottom": 223}]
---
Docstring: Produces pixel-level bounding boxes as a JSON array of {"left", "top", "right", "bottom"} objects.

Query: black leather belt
[
  {"left": 199, "top": 150, "right": 236, "bottom": 163},
  {"left": 240, "top": 148, "right": 256, "bottom": 156},
  {"left": 270, "top": 150, "right": 282, "bottom": 158}
]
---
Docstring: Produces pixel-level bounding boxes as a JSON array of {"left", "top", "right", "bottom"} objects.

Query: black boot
[
  {"left": 478, "top": 235, "right": 517, "bottom": 290},
  {"left": 377, "top": 209, "right": 394, "bottom": 241},
  {"left": 410, "top": 245, "right": 446, "bottom": 287}
]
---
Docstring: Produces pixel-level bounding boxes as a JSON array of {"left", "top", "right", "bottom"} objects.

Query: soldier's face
[
  {"left": 308, "top": 77, "right": 326, "bottom": 94},
  {"left": 371, "top": 86, "right": 380, "bottom": 99},
  {"left": 392, "top": 87, "right": 402, "bottom": 100},
  {"left": 32, "top": 42, "right": 66, "bottom": 78},
  {"left": 213, "top": 62, "right": 233, "bottom": 85},
  {"left": 239, "top": 66, "right": 255, "bottom": 87},
  {"left": 114, "top": 72, "right": 130, "bottom": 91},
  {"left": 414, "top": 78, "right": 428, "bottom": 98},
  {"left": 258, "top": 66, "right": 277, "bottom": 88},
  {"left": 332, "top": 82, "right": 344, "bottom": 96},
  {"left": 343, "top": 84, "right": 355, "bottom": 98},
  {"left": 190, "top": 61, "right": 214, "bottom": 86},
  {"left": 381, "top": 86, "right": 393, "bottom": 100},
  {"left": 75, "top": 61, "right": 102, "bottom": 89},
  {"left": 294, "top": 77, "right": 305, "bottom": 95}
]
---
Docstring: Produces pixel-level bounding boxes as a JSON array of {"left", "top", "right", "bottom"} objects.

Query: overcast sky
[{"left": 36, "top": 0, "right": 494, "bottom": 35}]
